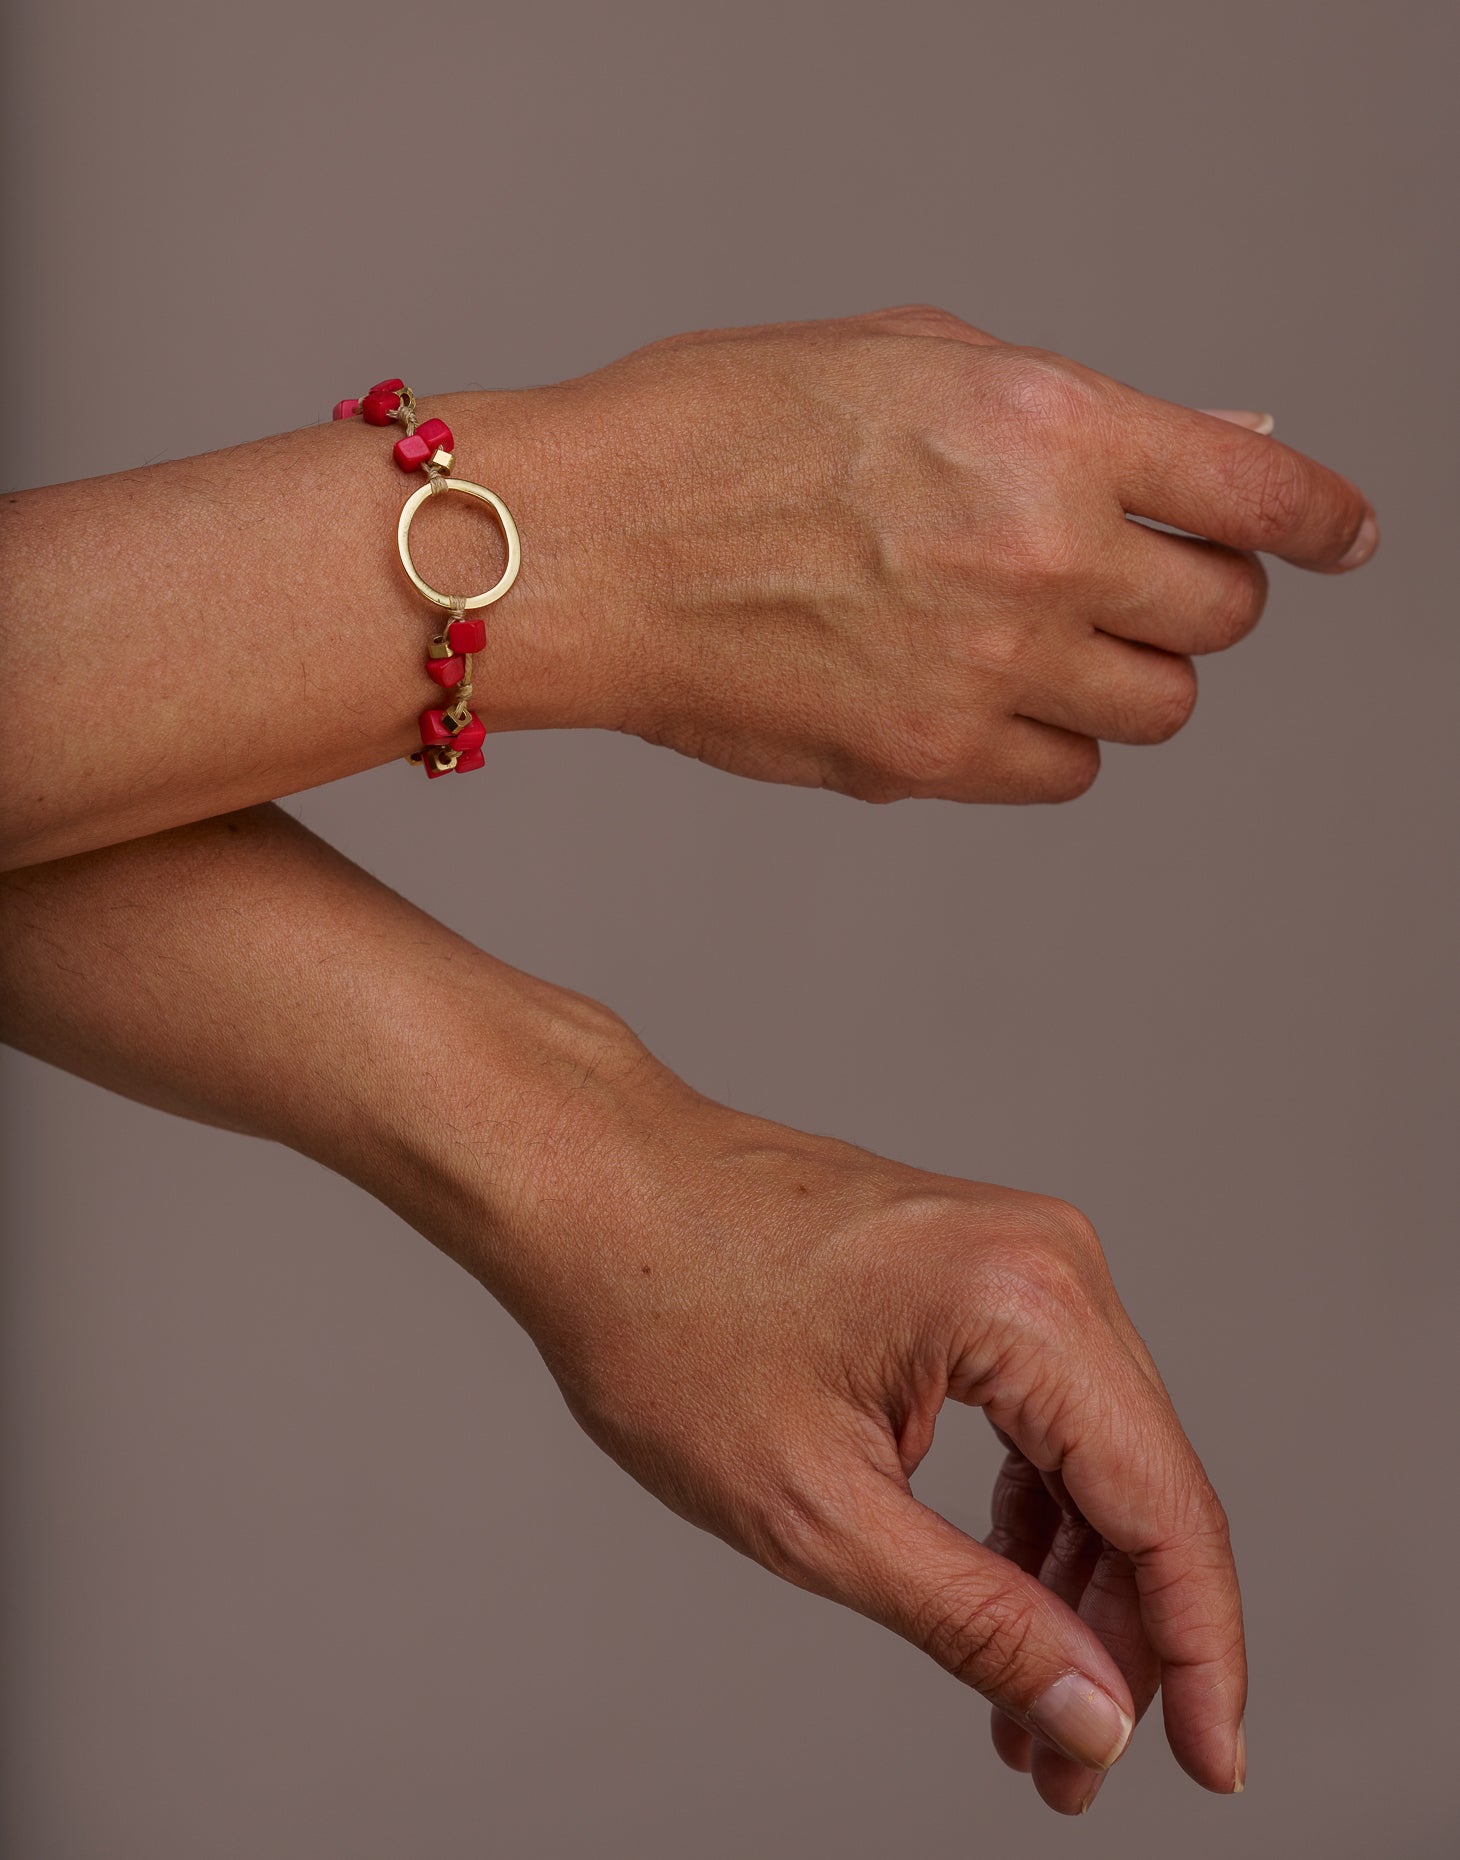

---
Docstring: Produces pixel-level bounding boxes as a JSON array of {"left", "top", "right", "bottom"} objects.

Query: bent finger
[
  {"left": 1031, "top": 1545, "right": 1163, "bottom": 1815},
  {"left": 1020, "top": 636, "right": 1198, "bottom": 747},
  {"left": 989, "top": 717, "right": 1102, "bottom": 804},
  {"left": 1031, "top": 1355, "right": 1247, "bottom": 1793},
  {"left": 1105, "top": 524, "right": 1270, "bottom": 657},
  {"left": 984, "top": 1444, "right": 1063, "bottom": 1774}
]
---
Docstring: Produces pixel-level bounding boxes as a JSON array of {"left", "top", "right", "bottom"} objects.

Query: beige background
[{"left": 2, "top": 2, "right": 1456, "bottom": 1855}]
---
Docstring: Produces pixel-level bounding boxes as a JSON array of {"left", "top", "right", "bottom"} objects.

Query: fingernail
[
  {"left": 1203, "top": 408, "right": 1275, "bottom": 435},
  {"left": 1079, "top": 1772, "right": 1106, "bottom": 1814},
  {"left": 1338, "top": 511, "right": 1379, "bottom": 570},
  {"left": 1028, "top": 1674, "right": 1133, "bottom": 1771},
  {"left": 1233, "top": 1718, "right": 1247, "bottom": 1793}
]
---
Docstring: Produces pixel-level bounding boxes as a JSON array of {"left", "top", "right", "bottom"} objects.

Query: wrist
[
  {"left": 323, "top": 945, "right": 690, "bottom": 1313},
  {"left": 429, "top": 386, "right": 640, "bottom": 741}
]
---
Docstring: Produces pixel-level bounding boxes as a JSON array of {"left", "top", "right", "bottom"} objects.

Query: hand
[
  {"left": 0, "top": 808, "right": 1245, "bottom": 1813},
  {"left": 477, "top": 1061, "right": 1246, "bottom": 1816},
  {"left": 483, "top": 304, "right": 1376, "bottom": 802}
]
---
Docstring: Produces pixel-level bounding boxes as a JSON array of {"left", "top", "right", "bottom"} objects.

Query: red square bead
[
  {"left": 424, "top": 654, "right": 466, "bottom": 687},
  {"left": 393, "top": 431, "right": 432, "bottom": 471},
  {"left": 361, "top": 391, "right": 399, "bottom": 425},
  {"left": 420, "top": 707, "right": 485, "bottom": 751},
  {"left": 331, "top": 398, "right": 360, "bottom": 420},
  {"left": 414, "top": 416, "right": 454, "bottom": 453},
  {"left": 452, "top": 712, "right": 486, "bottom": 753},
  {"left": 447, "top": 616, "right": 487, "bottom": 654},
  {"left": 455, "top": 746, "right": 486, "bottom": 774},
  {"left": 370, "top": 378, "right": 405, "bottom": 395}
]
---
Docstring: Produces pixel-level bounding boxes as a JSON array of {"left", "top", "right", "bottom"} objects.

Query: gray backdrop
[{"left": 2, "top": 3, "right": 1455, "bottom": 1855}]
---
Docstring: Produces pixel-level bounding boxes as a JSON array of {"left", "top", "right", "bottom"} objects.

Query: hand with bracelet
[
  {"left": 3, "top": 304, "right": 1374, "bottom": 865},
  {"left": 0, "top": 306, "right": 1378, "bottom": 1813}
]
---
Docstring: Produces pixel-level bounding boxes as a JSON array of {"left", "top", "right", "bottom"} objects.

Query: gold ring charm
[
  {"left": 334, "top": 374, "right": 518, "bottom": 779},
  {"left": 396, "top": 477, "right": 522, "bottom": 612}
]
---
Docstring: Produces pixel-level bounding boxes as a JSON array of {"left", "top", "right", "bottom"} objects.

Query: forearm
[
  {"left": 3, "top": 310, "right": 1378, "bottom": 872},
  {"left": 0, "top": 390, "right": 610, "bottom": 870},
  {"left": 0, "top": 803, "right": 671, "bottom": 1309},
  {"left": 0, "top": 799, "right": 1248, "bottom": 1808}
]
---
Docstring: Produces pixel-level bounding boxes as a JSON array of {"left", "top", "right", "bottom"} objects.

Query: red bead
[
  {"left": 370, "top": 378, "right": 405, "bottom": 395},
  {"left": 420, "top": 708, "right": 485, "bottom": 752},
  {"left": 452, "top": 711, "right": 487, "bottom": 753},
  {"left": 332, "top": 398, "right": 360, "bottom": 420},
  {"left": 425, "top": 654, "right": 466, "bottom": 686},
  {"left": 447, "top": 615, "right": 487, "bottom": 654},
  {"left": 361, "top": 391, "right": 399, "bottom": 425},
  {"left": 418, "top": 703, "right": 479, "bottom": 747},
  {"left": 393, "top": 432, "right": 432, "bottom": 471},
  {"left": 414, "top": 416, "right": 454, "bottom": 453},
  {"left": 455, "top": 746, "right": 486, "bottom": 773}
]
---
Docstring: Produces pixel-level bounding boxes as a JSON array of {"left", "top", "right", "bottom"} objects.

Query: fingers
[
  {"left": 1140, "top": 1511, "right": 1248, "bottom": 1794},
  {"left": 990, "top": 717, "right": 1101, "bottom": 804},
  {"left": 1019, "top": 636, "right": 1198, "bottom": 747},
  {"left": 1104, "top": 525, "right": 1270, "bottom": 657},
  {"left": 1030, "top": 1542, "right": 1162, "bottom": 1815},
  {"left": 981, "top": 1442, "right": 1169, "bottom": 1813},
  {"left": 1116, "top": 395, "right": 1377, "bottom": 573},
  {"left": 807, "top": 1471, "right": 1137, "bottom": 1774},
  {"left": 983, "top": 1445, "right": 1063, "bottom": 1774},
  {"left": 1011, "top": 522, "right": 1270, "bottom": 742},
  {"left": 1024, "top": 1351, "right": 1248, "bottom": 1794},
  {"left": 1024, "top": 1513, "right": 1108, "bottom": 1811}
]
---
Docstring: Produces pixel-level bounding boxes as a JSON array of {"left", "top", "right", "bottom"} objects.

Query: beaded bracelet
[{"left": 332, "top": 377, "right": 522, "bottom": 778}]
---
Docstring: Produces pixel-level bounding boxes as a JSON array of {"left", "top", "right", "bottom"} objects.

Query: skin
[
  {"left": 0, "top": 305, "right": 1376, "bottom": 868},
  {"left": 0, "top": 305, "right": 1378, "bottom": 1810},
  {"left": 0, "top": 807, "right": 1247, "bottom": 1816}
]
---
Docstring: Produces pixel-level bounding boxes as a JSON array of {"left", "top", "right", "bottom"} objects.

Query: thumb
[
  {"left": 812, "top": 1472, "right": 1136, "bottom": 1772},
  {"left": 1201, "top": 407, "right": 1276, "bottom": 435}
]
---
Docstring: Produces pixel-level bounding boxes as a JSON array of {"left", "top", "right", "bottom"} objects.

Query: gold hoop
[{"left": 396, "top": 477, "right": 522, "bottom": 612}]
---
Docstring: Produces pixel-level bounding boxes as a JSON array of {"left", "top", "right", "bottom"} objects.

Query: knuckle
[
  {"left": 969, "top": 619, "right": 1037, "bottom": 675},
  {"left": 1178, "top": 1479, "right": 1234, "bottom": 1553},
  {"left": 986, "top": 1247, "right": 1089, "bottom": 1341},
  {"left": 756, "top": 1503, "right": 829, "bottom": 1588},
  {"left": 865, "top": 301, "right": 967, "bottom": 339},
  {"left": 980, "top": 1198, "right": 1110, "bottom": 1325},
  {"left": 1034, "top": 738, "right": 1101, "bottom": 803},
  {"left": 1225, "top": 443, "right": 1305, "bottom": 547},
  {"left": 1036, "top": 1195, "right": 1105, "bottom": 1256},
  {"left": 991, "top": 349, "right": 1096, "bottom": 435},
  {"left": 916, "top": 1580, "right": 1041, "bottom": 1693},
  {"left": 1203, "top": 556, "right": 1269, "bottom": 649},
  {"left": 1139, "top": 661, "right": 1199, "bottom": 743},
  {"left": 752, "top": 1472, "right": 861, "bottom": 1590},
  {"left": 995, "top": 511, "right": 1086, "bottom": 599}
]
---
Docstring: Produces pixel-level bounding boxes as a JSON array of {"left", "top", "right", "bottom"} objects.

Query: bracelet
[{"left": 332, "top": 377, "right": 522, "bottom": 778}]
